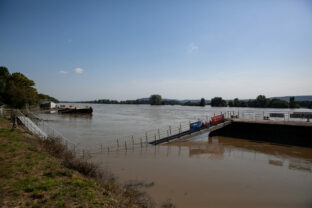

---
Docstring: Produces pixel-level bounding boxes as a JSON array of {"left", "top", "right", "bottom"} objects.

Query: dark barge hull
[{"left": 58, "top": 108, "right": 93, "bottom": 114}]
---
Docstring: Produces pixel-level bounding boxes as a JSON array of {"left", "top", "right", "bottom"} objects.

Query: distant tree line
[
  {"left": 183, "top": 98, "right": 206, "bottom": 107},
  {"left": 0, "top": 66, "right": 59, "bottom": 108},
  {"left": 213, "top": 95, "right": 311, "bottom": 109},
  {"left": 71, "top": 94, "right": 312, "bottom": 109}
]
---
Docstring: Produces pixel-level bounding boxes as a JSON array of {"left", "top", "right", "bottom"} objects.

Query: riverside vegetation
[
  {"left": 0, "top": 118, "right": 174, "bottom": 207},
  {"left": 0, "top": 66, "right": 58, "bottom": 108}
]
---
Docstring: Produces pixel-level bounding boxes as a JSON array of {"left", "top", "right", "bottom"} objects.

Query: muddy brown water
[{"left": 38, "top": 104, "right": 312, "bottom": 207}]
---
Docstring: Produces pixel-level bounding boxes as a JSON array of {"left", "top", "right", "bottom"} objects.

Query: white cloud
[
  {"left": 74, "top": 68, "right": 83, "bottom": 74},
  {"left": 188, "top": 42, "right": 199, "bottom": 53},
  {"left": 59, "top": 70, "right": 68, "bottom": 74}
]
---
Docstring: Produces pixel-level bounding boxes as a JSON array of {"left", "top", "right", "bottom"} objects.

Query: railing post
[
  {"left": 169, "top": 126, "right": 171, "bottom": 135},
  {"left": 158, "top": 129, "right": 160, "bottom": 140},
  {"left": 179, "top": 123, "right": 182, "bottom": 134},
  {"left": 140, "top": 138, "right": 142, "bottom": 148}
]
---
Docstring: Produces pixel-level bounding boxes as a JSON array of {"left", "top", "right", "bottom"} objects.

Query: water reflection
[
  {"left": 289, "top": 162, "right": 312, "bottom": 172},
  {"left": 93, "top": 136, "right": 312, "bottom": 208},
  {"left": 59, "top": 113, "right": 93, "bottom": 120},
  {"left": 268, "top": 159, "right": 284, "bottom": 166}
]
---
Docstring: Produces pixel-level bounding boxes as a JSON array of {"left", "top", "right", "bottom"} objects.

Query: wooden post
[
  {"left": 179, "top": 123, "right": 182, "bottom": 134},
  {"left": 169, "top": 126, "right": 171, "bottom": 135},
  {"left": 158, "top": 129, "right": 160, "bottom": 140}
]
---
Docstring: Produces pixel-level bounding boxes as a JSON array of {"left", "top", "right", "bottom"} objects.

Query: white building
[{"left": 40, "top": 101, "right": 56, "bottom": 109}]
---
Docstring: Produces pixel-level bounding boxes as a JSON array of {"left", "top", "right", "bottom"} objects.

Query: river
[{"left": 38, "top": 104, "right": 312, "bottom": 207}]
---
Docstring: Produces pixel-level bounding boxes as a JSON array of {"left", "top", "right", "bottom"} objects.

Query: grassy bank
[{"left": 0, "top": 118, "right": 156, "bottom": 207}]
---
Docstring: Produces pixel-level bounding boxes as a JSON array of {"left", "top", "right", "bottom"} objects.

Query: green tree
[
  {"left": 255, "top": 95, "right": 269, "bottom": 107},
  {"left": 0, "top": 66, "right": 10, "bottom": 104},
  {"left": 289, "top": 96, "right": 296, "bottom": 108},
  {"left": 4, "top": 72, "right": 38, "bottom": 108},
  {"left": 233, "top": 98, "right": 240, "bottom": 107},
  {"left": 211, "top": 97, "right": 227, "bottom": 107},
  {"left": 200, "top": 98, "right": 206, "bottom": 107},
  {"left": 150, "top": 94, "right": 162, "bottom": 105},
  {"left": 38, "top": 93, "right": 59, "bottom": 103},
  {"left": 269, "top": 99, "right": 289, "bottom": 108}
]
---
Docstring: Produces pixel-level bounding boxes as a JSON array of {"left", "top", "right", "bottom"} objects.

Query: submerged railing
[{"left": 1, "top": 108, "right": 87, "bottom": 157}]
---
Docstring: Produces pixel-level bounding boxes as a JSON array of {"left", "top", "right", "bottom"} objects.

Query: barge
[{"left": 58, "top": 105, "right": 93, "bottom": 114}]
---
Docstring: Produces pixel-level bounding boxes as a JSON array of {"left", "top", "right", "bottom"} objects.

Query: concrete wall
[{"left": 210, "top": 122, "right": 312, "bottom": 147}]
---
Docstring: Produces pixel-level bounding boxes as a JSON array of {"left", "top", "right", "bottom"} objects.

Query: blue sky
[{"left": 0, "top": 0, "right": 312, "bottom": 101}]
